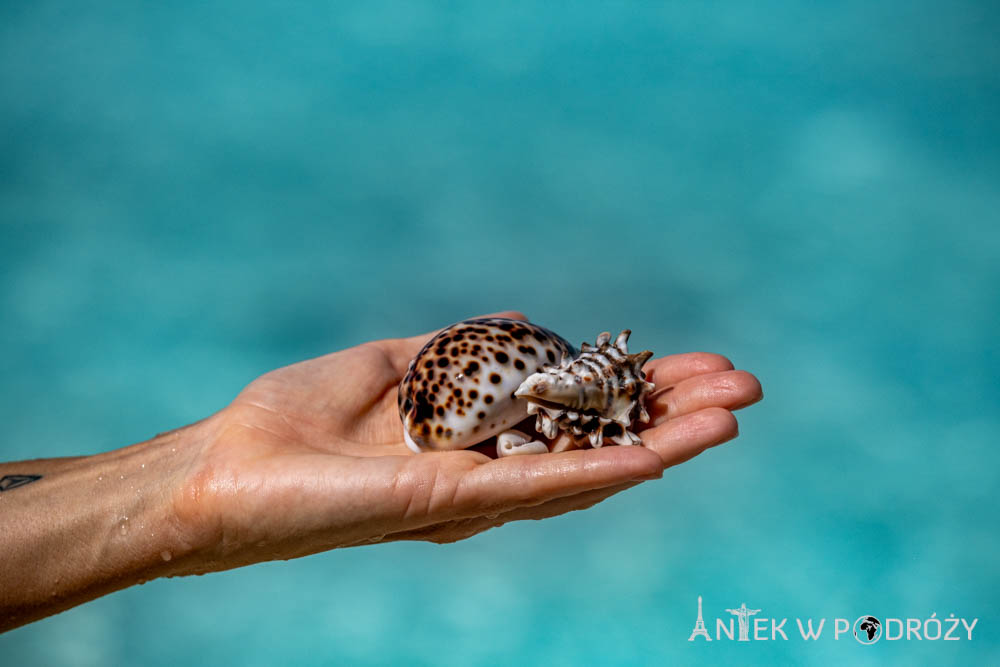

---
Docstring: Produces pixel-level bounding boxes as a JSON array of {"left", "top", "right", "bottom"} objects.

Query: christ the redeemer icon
[{"left": 726, "top": 603, "right": 761, "bottom": 641}]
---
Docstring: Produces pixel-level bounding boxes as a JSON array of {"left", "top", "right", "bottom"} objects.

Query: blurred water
[{"left": 2, "top": 1, "right": 998, "bottom": 664}]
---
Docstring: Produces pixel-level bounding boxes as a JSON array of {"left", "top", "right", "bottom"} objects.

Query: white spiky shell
[{"left": 514, "top": 330, "right": 655, "bottom": 448}]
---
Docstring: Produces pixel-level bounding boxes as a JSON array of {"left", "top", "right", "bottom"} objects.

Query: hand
[{"left": 175, "top": 312, "right": 763, "bottom": 571}]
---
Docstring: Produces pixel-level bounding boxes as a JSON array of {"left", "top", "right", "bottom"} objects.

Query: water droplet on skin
[
  {"left": 141, "top": 463, "right": 145, "bottom": 469},
  {"left": 160, "top": 550, "right": 172, "bottom": 561},
  {"left": 367, "top": 535, "right": 385, "bottom": 543},
  {"left": 486, "top": 513, "right": 499, "bottom": 520},
  {"left": 97, "top": 475, "right": 104, "bottom": 482}
]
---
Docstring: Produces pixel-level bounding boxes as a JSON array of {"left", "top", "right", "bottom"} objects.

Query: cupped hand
[{"left": 173, "top": 312, "right": 762, "bottom": 572}]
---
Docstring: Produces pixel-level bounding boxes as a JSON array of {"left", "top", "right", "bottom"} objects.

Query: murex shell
[{"left": 398, "top": 317, "right": 655, "bottom": 454}]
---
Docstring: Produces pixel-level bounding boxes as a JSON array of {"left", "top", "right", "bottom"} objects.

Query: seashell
[
  {"left": 398, "top": 318, "right": 655, "bottom": 455},
  {"left": 496, "top": 429, "right": 549, "bottom": 457},
  {"left": 514, "top": 329, "right": 655, "bottom": 448},
  {"left": 398, "top": 318, "right": 576, "bottom": 452}
]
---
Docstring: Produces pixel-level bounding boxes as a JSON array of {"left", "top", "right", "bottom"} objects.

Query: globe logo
[{"left": 853, "top": 615, "right": 882, "bottom": 644}]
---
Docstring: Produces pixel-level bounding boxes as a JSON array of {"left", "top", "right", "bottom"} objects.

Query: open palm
[{"left": 175, "top": 312, "right": 762, "bottom": 572}]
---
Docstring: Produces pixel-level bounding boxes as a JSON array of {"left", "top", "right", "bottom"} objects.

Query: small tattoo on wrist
[{"left": 0, "top": 474, "right": 43, "bottom": 491}]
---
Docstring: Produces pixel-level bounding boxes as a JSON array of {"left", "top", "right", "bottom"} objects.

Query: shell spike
[
  {"left": 615, "top": 330, "right": 631, "bottom": 353},
  {"left": 536, "top": 413, "right": 559, "bottom": 439},
  {"left": 596, "top": 331, "right": 612, "bottom": 346},
  {"left": 623, "top": 430, "right": 642, "bottom": 446},
  {"left": 630, "top": 349, "right": 653, "bottom": 370}
]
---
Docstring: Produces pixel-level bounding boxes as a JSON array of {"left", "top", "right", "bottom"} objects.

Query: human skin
[{"left": 0, "top": 312, "right": 762, "bottom": 632}]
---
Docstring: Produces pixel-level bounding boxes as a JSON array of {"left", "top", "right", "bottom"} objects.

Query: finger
[
  {"left": 640, "top": 406, "right": 739, "bottom": 466},
  {"left": 385, "top": 482, "right": 639, "bottom": 544},
  {"left": 647, "top": 370, "right": 762, "bottom": 425},
  {"left": 643, "top": 352, "right": 734, "bottom": 388},
  {"left": 399, "top": 482, "right": 639, "bottom": 544},
  {"left": 449, "top": 445, "right": 663, "bottom": 519},
  {"left": 489, "top": 481, "right": 638, "bottom": 523}
]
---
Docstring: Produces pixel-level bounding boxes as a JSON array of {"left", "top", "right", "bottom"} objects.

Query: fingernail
[{"left": 632, "top": 471, "right": 663, "bottom": 482}]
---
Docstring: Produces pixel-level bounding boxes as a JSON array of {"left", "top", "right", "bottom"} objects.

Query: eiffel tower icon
[{"left": 688, "top": 596, "right": 712, "bottom": 641}]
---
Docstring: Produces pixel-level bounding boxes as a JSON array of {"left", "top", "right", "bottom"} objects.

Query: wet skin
[{"left": 0, "top": 311, "right": 762, "bottom": 631}]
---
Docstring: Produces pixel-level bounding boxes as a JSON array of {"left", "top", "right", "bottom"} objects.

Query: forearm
[{"left": 0, "top": 423, "right": 210, "bottom": 632}]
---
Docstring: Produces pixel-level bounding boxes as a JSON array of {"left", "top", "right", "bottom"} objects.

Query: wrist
[
  {"left": 151, "top": 414, "right": 229, "bottom": 576},
  {"left": 164, "top": 406, "right": 280, "bottom": 575},
  {"left": 0, "top": 416, "right": 219, "bottom": 631}
]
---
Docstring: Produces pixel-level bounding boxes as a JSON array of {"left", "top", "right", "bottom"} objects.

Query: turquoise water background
[{"left": 2, "top": 1, "right": 998, "bottom": 664}]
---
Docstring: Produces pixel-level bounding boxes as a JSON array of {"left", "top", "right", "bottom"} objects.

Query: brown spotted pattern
[{"left": 398, "top": 318, "right": 576, "bottom": 451}]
